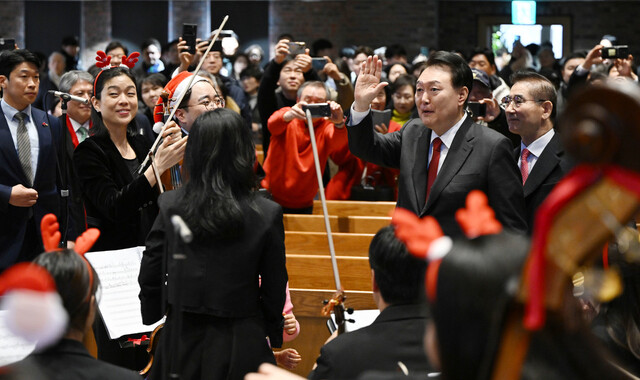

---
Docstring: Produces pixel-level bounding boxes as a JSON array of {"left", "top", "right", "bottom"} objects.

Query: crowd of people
[{"left": 0, "top": 27, "right": 639, "bottom": 380}]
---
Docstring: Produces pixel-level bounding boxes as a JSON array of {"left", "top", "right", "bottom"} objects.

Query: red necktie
[
  {"left": 426, "top": 137, "right": 442, "bottom": 201},
  {"left": 520, "top": 148, "right": 530, "bottom": 184}
]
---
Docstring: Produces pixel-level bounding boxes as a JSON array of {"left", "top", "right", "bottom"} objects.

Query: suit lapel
[
  {"left": 424, "top": 118, "right": 474, "bottom": 213},
  {"left": 32, "top": 109, "right": 53, "bottom": 187},
  {"left": 523, "top": 133, "right": 561, "bottom": 197},
  {"left": 411, "top": 124, "right": 431, "bottom": 212}
]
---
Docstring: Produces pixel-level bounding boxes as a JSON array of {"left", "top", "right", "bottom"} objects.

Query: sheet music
[
  {"left": 0, "top": 310, "right": 36, "bottom": 367},
  {"left": 85, "top": 247, "right": 164, "bottom": 340},
  {"left": 331, "top": 309, "right": 380, "bottom": 333}
]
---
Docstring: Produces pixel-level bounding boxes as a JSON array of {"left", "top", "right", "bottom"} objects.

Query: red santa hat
[
  {"left": 0, "top": 263, "right": 68, "bottom": 349},
  {"left": 153, "top": 71, "right": 211, "bottom": 124}
]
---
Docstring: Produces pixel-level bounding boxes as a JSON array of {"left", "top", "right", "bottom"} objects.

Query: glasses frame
[{"left": 501, "top": 95, "right": 546, "bottom": 109}]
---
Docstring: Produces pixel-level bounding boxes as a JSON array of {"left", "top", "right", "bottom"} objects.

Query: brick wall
[
  {"left": 269, "top": 0, "right": 438, "bottom": 59},
  {"left": 0, "top": 1, "right": 25, "bottom": 48}
]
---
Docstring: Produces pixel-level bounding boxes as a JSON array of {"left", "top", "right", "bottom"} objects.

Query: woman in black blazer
[
  {"left": 73, "top": 66, "right": 186, "bottom": 369},
  {"left": 139, "top": 109, "right": 288, "bottom": 380},
  {"left": 73, "top": 67, "right": 186, "bottom": 252}
]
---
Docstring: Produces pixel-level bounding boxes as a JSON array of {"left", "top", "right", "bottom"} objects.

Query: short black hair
[
  {"left": 470, "top": 47, "right": 497, "bottom": 70},
  {"left": 61, "top": 35, "right": 79, "bottom": 46},
  {"left": 105, "top": 41, "right": 128, "bottom": 56},
  {"left": 240, "top": 65, "right": 263, "bottom": 82},
  {"left": 391, "top": 73, "right": 417, "bottom": 94},
  {"left": 510, "top": 70, "right": 557, "bottom": 120},
  {"left": 312, "top": 38, "right": 333, "bottom": 56},
  {"left": 0, "top": 49, "right": 40, "bottom": 78},
  {"left": 369, "top": 225, "right": 426, "bottom": 305},
  {"left": 426, "top": 50, "right": 473, "bottom": 103},
  {"left": 385, "top": 44, "right": 407, "bottom": 60},
  {"left": 561, "top": 51, "right": 587, "bottom": 69}
]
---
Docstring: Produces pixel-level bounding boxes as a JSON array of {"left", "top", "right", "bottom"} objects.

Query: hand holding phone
[{"left": 311, "top": 57, "right": 328, "bottom": 72}]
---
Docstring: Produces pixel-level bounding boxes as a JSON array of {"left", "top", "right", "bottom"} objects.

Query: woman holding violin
[
  {"left": 139, "top": 109, "right": 288, "bottom": 380},
  {"left": 73, "top": 62, "right": 186, "bottom": 369},
  {"left": 74, "top": 66, "right": 186, "bottom": 252}
]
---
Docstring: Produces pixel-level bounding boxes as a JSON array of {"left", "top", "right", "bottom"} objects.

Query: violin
[
  {"left": 491, "top": 81, "right": 640, "bottom": 379},
  {"left": 158, "top": 90, "right": 184, "bottom": 192},
  {"left": 139, "top": 324, "right": 164, "bottom": 376}
]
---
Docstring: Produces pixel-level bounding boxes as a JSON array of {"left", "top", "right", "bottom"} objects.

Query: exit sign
[{"left": 512, "top": 1, "right": 536, "bottom": 25}]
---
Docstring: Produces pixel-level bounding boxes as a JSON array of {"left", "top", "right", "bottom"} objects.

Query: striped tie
[
  {"left": 520, "top": 148, "right": 530, "bottom": 185},
  {"left": 15, "top": 112, "right": 33, "bottom": 186}
]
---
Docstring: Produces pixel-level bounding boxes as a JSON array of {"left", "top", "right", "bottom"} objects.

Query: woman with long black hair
[{"left": 139, "top": 108, "right": 287, "bottom": 380}]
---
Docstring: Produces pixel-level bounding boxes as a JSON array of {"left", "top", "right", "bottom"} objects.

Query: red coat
[{"left": 261, "top": 108, "right": 349, "bottom": 209}]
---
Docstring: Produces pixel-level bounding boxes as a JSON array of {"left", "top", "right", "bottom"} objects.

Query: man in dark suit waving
[
  {"left": 505, "top": 71, "right": 573, "bottom": 233},
  {"left": 0, "top": 49, "right": 63, "bottom": 271},
  {"left": 347, "top": 52, "right": 526, "bottom": 237}
]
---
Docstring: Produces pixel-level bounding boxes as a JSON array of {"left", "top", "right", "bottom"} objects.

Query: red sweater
[{"left": 261, "top": 107, "right": 349, "bottom": 209}]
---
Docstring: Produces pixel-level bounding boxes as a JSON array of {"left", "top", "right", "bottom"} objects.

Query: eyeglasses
[
  {"left": 500, "top": 95, "right": 546, "bottom": 108},
  {"left": 184, "top": 96, "right": 225, "bottom": 110}
]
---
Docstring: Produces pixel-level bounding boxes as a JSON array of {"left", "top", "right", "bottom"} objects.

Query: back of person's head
[
  {"left": 32, "top": 250, "right": 100, "bottom": 336},
  {"left": 510, "top": 70, "right": 557, "bottom": 120},
  {"left": 0, "top": 49, "right": 40, "bottom": 78},
  {"left": 369, "top": 226, "right": 426, "bottom": 305},
  {"left": 105, "top": 41, "right": 128, "bottom": 56},
  {"left": 61, "top": 36, "right": 79, "bottom": 47},
  {"left": 182, "top": 109, "right": 256, "bottom": 239},
  {"left": 426, "top": 50, "right": 473, "bottom": 96},
  {"left": 58, "top": 70, "right": 94, "bottom": 94},
  {"left": 432, "top": 233, "right": 528, "bottom": 380}
]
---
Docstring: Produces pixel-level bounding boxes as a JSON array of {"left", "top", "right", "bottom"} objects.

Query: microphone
[
  {"left": 170, "top": 215, "right": 193, "bottom": 243},
  {"left": 48, "top": 90, "right": 89, "bottom": 105}
]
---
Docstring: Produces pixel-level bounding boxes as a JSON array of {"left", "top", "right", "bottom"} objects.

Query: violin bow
[
  {"left": 303, "top": 110, "right": 349, "bottom": 334},
  {"left": 138, "top": 15, "right": 230, "bottom": 176}
]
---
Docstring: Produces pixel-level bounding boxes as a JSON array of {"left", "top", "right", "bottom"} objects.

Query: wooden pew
[
  {"left": 285, "top": 231, "right": 372, "bottom": 257},
  {"left": 283, "top": 214, "right": 391, "bottom": 234},
  {"left": 312, "top": 200, "right": 395, "bottom": 217},
  {"left": 286, "top": 255, "right": 371, "bottom": 291}
]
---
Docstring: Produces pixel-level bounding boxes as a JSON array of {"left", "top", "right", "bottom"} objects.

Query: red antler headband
[
  {"left": 392, "top": 190, "right": 503, "bottom": 303},
  {"left": 93, "top": 50, "right": 140, "bottom": 96},
  {"left": 41, "top": 214, "right": 100, "bottom": 302}
]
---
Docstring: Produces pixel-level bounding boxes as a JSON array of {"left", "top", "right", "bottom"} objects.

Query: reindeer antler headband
[{"left": 93, "top": 50, "right": 140, "bottom": 96}]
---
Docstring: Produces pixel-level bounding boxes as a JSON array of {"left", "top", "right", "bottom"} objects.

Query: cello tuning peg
[
  {"left": 346, "top": 307, "right": 354, "bottom": 314},
  {"left": 322, "top": 299, "right": 329, "bottom": 305},
  {"left": 346, "top": 319, "right": 355, "bottom": 323}
]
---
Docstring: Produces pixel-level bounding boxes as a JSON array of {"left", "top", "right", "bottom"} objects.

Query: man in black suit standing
[
  {"left": 348, "top": 52, "right": 526, "bottom": 237},
  {"left": 505, "top": 71, "right": 573, "bottom": 233},
  {"left": 308, "top": 225, "right": 432, "bottom": 379},
  {"left": 0, "top": 49, "right": 63, "bottom": 271}
]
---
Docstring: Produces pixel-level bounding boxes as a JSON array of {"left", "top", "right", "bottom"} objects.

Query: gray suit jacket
[{"left": 348, "top": 113, "right": 527, "bottom": 237}]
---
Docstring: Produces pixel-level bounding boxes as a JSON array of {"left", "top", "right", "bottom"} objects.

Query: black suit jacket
[
  {"left": 514, "top": 133, "right": 573, "bottom": 234},
  {"left": 57, "top": 115, "right": 86, "bottom": 240},
  {"left": 0, "top": 106, "right": 62, "bottom": 269},
  {"left": 139, "top": 188, "right": 288, "bottom": 347},
  {"left": 24, "top": 339, "right": 141, "bottom": 380},
  {"left": 348, "top": 113, "right": 527, "bottom": 237},
  {"left": 73, "top": 132, "right": 158, "bottom": 252},
  {"left": 308, "top": 303, "right": 433, "bottom": 380}
]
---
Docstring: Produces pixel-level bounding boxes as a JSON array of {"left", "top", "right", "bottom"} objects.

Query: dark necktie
[
  {"left": 15, "top": 112, "right": 33, "bottom": 186},
  {"left": 520, "top": 148, "right": 531, "bottom": 185},
  {"left": 426, "top": 137, "right": 442, "bottom": 201}
]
